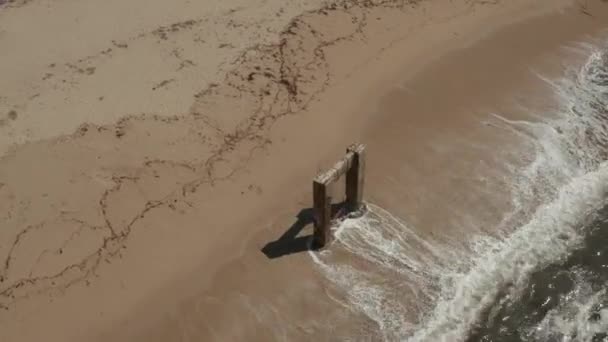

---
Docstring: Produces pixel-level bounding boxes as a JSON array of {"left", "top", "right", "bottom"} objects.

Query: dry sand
[
  {"left": 1, "top": 0, "right": 607, "bottom": 341},
  {"left": 0, "top": 0, "right": 330, "bottom": 154}
]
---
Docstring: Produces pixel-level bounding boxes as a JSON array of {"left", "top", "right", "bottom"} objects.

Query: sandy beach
[{"left": 1, "top": 0, "right": 608, "bottom": 341}]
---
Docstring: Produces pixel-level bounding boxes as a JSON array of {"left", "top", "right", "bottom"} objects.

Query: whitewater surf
[{"left": 312, "top": 40, "right": 608, "bottom": 342}]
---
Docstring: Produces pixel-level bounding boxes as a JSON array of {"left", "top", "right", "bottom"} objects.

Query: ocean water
[{"left": 311, "top": 41, "right": 608, "bottom": 341}]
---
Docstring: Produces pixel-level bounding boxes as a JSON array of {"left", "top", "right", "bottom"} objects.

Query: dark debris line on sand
[{"left": 0, "top": 0, "right": 431, "bottom": 309}]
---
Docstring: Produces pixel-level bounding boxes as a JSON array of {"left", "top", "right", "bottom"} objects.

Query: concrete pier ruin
[{"left": 312, "top": 143, "right": 366, "bottom": 248}]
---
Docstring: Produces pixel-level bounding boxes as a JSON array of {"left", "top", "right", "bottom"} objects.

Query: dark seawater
[
  {"left": 313, "top": 44, "right": 608, "bottom": 342},
  {"left": 467, "top": 48, "right": 608, "bottom": 342},
  {"left": 467, "top": 207, "right": 608, "bottom": 342}
]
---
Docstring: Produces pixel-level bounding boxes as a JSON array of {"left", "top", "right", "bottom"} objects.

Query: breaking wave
[{"left": 311, "top": 41, "right": 608, "bottom": 341}]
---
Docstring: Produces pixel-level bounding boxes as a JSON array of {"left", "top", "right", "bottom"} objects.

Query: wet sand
[
  {"left": 366, "top": 3, "right": 608, "bottom": 240},
  {"left": 1, "top": 0, "right": 608, "bottom": 341}
]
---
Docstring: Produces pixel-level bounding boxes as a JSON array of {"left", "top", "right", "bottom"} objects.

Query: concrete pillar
[
  {"left": 313, "top": 179, "right": 331, "bottom": 248},
  {"left": 312, "top": 143, "right": 365, "bottom": 249},
  {"left": 346, "top": 144, "right": 365, "bottom": 212}
]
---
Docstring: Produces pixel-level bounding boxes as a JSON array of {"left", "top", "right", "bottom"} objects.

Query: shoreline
[
  {"left": 364, "top": 2, "right": 608, "bottom": 237},
  {"left": 101, "top": 2, "right": 608, "bottom": 341},
  {"left": 1, "top": 0, "right": 607, "bottom": 341}
]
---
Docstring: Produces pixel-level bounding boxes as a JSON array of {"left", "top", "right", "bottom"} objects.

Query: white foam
[
  {"left": 410, "top": 165, "right": 608, "bottom": 341},
  {"left": 311, "top": 43, "right": 608, "bottom": 341}
]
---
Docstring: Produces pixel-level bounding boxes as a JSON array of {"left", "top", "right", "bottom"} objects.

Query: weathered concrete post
[
  {"left": 313, "top": 179, "right": 331, "bottom": 248},
  {"left": 312, "top": 143, "right": 366, "bottom": 248},
  {"left": 346, "top": 143, "right": 366, "bottom": 212}
]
